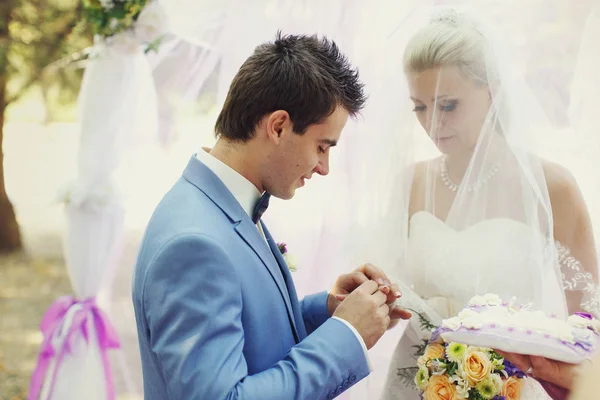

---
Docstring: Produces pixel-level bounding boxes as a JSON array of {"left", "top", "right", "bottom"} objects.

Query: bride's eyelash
[
  {"left": 439, "top": 100, "right": 459, "bottom": 112},
  {"left": 412, "top": 100, "right": 458, "bottom": 113}
]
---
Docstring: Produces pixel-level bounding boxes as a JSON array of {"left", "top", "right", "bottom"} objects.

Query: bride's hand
[
  {"left": 376, "top": 284, "right": 412, "bottom": 328},
  {"left": 495, "top": 351, "right": 575, "bottom": 399}
]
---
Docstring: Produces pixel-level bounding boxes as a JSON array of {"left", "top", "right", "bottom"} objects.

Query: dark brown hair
[{"left": 215, "top": 31, "right": 366, "bottom": 141}]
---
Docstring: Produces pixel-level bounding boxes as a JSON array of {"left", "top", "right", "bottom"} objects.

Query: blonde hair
[{"left": 403, "top": 10, "right": 494, "bottom": 85}]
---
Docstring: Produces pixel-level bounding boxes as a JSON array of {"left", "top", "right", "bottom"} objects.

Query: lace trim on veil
[{"left": 556, "top": 240, "right": 600, "bottom": 317}]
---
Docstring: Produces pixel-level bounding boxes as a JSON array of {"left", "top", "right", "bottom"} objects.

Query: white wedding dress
[{"left": 380, "top": 211, "right": 557, "bottom": 399}]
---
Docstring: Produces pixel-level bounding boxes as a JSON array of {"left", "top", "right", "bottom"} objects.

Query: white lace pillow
[{"left": 438, "top": 294, "right": 600, "bottom": 364}]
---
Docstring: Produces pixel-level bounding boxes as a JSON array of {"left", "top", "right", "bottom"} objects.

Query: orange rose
[
  {"left": 462, "top": 348, "right": 493, "bottom": 386},
  {"left": 423, "top": 375, "right": 458, "bottom": 400},
  {"left": 418, "top": 343, "right": 445, "bottom": 367},
  {"left": 501, "top": 376, "right": 523, "bottom": 400},
  {"left": 425, "top": 343, "right": 446, "bottom": 361}
]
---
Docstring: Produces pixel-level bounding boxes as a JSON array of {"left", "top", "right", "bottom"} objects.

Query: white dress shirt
[{"left": 195, "top": 151, "right": 371, "bottom": 368}]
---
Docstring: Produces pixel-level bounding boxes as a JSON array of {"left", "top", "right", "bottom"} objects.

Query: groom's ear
[{"left": 265, "top": 110, "right": 292, "bottom": 143}]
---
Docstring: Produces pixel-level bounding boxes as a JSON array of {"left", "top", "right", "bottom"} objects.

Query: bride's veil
[
  {"left": 304, "top": 3, "right": 600, "bottom": 398},
  {"left": 385, "top": 5, "right": 567, "bottom": 314},
  {"left": 341, "top": 2, "right": 600, "bottom": 316}
]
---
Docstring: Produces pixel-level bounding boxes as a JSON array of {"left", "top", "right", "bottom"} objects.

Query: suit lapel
[
  {"left": 262, "top": 223, "right": 307, "bottom": 340},
  {"left": 234, "top": 220, "right": 300, "bottom": 342},
  {"left": 181, "top": 155, "right": 300, "bottom": 341}
]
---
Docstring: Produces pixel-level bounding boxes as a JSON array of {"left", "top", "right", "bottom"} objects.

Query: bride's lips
[{"left": 433, "top": 136, "right": 454, "bottom": 143}]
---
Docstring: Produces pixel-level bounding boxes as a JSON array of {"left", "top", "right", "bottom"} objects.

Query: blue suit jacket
[{"left": 132, "top": 156, "right": 369, "bottom": 399}]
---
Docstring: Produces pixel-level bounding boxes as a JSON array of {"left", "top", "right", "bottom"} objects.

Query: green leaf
[
  {"left": 446, "top": 361, "right": 458, "bottom": 377},
  {"left": 468, "top": 388, "right": 486, "bottom": 400},
  {"left": 397, "top": 367, "right": 419, "bottom": 391},
  {"left": 144, "top": 34, "right": 166, "bottom": 54},
  {"left": 411, "top": 339, "right": 429, "bottom": 358},
  {"left": 407, "top": 308, "right": 438, "bottom": 331}
]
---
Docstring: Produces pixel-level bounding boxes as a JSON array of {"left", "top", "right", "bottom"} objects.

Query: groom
[{"left": 132, "top": 32, "right": 409, "bottom": 399}]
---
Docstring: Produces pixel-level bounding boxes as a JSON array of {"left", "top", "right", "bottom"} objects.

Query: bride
[{"left": 319, "top": 6, "right": 600, "bottom": 399}]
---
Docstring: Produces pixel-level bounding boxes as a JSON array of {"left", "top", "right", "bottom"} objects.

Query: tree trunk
[
  {"left": 0, "top": 1, "right": 23, "bottom": 252},
  {"left": 0, "top": 105, "right": 22, "bottom": 252}
]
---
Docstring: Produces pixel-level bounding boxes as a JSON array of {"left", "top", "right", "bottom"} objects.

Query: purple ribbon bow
[{"left": 28, "top": 295, "right": 120, "bottom": 400}]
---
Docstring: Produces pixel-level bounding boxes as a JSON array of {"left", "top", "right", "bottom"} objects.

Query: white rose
[
  {"left": 462, "top": 316, "right": 483, "bottom": 329},
  {"left": 468, "top": 295, "right": 487, "bottom": 307},
  {"left": 483, "top": 293, "right": 502, "bottom": 306},
  {"left": 559, "top": 332, "right": 575, "bottom": 343},
  {"left": 568, "top": 315, "right": 592, "bottom": 329},
  {"left": 575, "top": 328, "right": 593, "bottom": 341},
  {"left": 442, "top": 317, "right": 462, "bottom": 331},
  {"left": 557, "top": 327, "right": 575, "bottom": 343}
]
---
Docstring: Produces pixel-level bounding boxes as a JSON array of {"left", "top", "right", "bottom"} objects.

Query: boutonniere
[{"left": 277, "top": 242, "right": 297, "bottom": 272}]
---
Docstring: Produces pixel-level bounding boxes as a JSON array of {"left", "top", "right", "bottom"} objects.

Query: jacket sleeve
[{"left": 142, "top": 233, "right": 370, "bottom": 400}]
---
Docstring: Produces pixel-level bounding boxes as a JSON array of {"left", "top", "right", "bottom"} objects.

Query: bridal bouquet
[
  {"left": 415, "top": 340, "right": 525, "bottom": 400},
  {"left": 83, "top": 0, "right": 166, "bottom": 52},
  {"left": 399, "top": 312, "right": 526, "bottom": 400}
]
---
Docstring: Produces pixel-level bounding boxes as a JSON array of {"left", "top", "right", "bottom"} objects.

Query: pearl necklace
[{"left": 440, "top": 157, "right": 499, "bottom": 193}]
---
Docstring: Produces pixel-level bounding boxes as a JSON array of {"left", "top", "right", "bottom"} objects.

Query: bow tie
[{"left": 252, "top": 192, "right": 271, "bottom": 223}]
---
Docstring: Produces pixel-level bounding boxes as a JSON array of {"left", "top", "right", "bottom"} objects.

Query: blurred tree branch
[
  {"left": 0, "top": 0, "right": 92, "bottom": 252},
  {"left": 6, "top": 9, "right": 83, "bottom": 106}
]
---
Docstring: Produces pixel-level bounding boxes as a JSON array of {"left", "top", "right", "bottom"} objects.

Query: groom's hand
[
  {"left": 333, "top": 280, "right": 391, "bottom": 349},
  {"left": 328, "top": 263, "right": 411, "bottom": 327},
  {"left": 327, "top": 263, "right": 400, "bottom": 313}
]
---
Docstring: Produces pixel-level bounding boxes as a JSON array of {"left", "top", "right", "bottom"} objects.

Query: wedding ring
[{"left": 525, "top": 366, "right": 534, "bottom": 375}]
